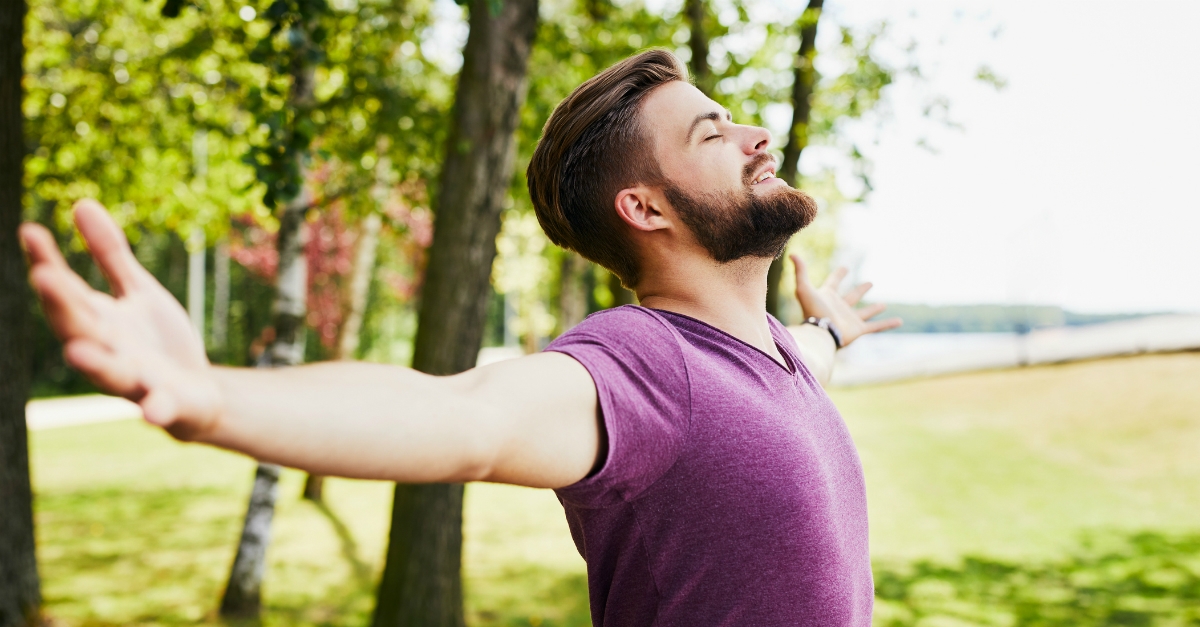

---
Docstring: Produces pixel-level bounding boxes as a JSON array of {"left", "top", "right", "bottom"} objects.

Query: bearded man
[{"left": 21, "top": 50, "right": 900, "bottom": 626}]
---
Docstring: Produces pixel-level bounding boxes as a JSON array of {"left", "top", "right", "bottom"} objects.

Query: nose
[{"left": 740, "top": 124, "right": 771, "bottom": 155}]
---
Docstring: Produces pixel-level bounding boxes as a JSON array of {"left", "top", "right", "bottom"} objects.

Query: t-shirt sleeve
[{"left": 545, "top": 306, "right": 691, "bottom": 509}]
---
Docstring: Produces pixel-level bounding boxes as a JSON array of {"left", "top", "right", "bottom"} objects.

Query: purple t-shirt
[{"left": 545, "top": 305, "right": 872, "bottom": 627}]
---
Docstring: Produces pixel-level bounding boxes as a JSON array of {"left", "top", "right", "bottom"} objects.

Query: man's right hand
[{"left": 21, "top": 199, "right": 221, "bottom": 440}]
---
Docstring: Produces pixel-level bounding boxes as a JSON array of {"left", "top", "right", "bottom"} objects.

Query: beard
[{"left": 662, "top": 155, "right": 818, "bottom": 263}]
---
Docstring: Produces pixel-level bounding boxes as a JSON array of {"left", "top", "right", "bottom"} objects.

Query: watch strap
[{"left": 803, "top": 316, "right": 843, "bottom": 349}]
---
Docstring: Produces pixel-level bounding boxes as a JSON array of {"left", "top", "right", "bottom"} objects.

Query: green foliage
[
  {"left": 306, "top": 0, "right": 450, "bottom": 220},
  {"left": 874, "top": 533, "right": 1200, "bottom": 626},
  {"left": 242, "top": 0, "right": 331, "bottom": 209},
  {"left": 24, "top": 0, "right": 263, "bottom": 242},
  {"left": 21, "top": 0, "right": 939, "bottom": 360}
]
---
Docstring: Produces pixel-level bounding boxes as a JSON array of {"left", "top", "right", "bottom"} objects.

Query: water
[{"left": 836, "top": 332, "right": 1021, "bottom": 369}]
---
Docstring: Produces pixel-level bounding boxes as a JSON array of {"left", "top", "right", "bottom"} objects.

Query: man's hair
[{"left": 527, "top": 49, "right": 687, "bottom": 289}]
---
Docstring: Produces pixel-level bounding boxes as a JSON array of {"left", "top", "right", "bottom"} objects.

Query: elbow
[
  {"left": 450, "top": 418, "right": 501, "bottom": 483},
  {"left": 439, "top": 365, "right": 513, "bottom": 482},
  {"left": 442, "top": 371, "right": 506, "bottom": 483}
]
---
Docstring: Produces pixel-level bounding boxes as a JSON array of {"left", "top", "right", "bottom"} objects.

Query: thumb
[
  {"left": 140, "top": 387, "right": 179, "bottom": 428},
  {"left": 141, "top": 370, "right": 222, "bottom": 441}
]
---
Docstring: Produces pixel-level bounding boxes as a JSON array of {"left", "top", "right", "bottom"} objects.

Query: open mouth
[{"left": 751, "top": 169, "right": 777, "bottom": 185}]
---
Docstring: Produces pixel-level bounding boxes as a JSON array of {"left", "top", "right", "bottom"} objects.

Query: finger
[
  {"left": 63, "top": 339, "right": 145, "bottom": 399},
  {"left": 73, "top": 199, "right": 145, "bottom": 297},
  {"left": 857, "top": 302, "right": 887, "bottom": 320},
  {"left": 789, "top": 254, "right": 822, "bottom": 318},
  {"left": 864, "top": 317, "right": 903, "bottom": 334},
  {"left": 29, "top": 264, "right": 105, "bottom": 340},
  {"left": 19, "top": 222, "right": 72, "bottom": 270},
  {"left": 821, "top": 267, "right": 848, "bottom": 291},
  {"left": 789, "top": 254, "right": 811, "bottom": 289},
  {"left": 844, "top": 282, "right": 873, "bottom": 306},
  {"left": 21, "top": 224, "right": 102, "bottom": 337}
]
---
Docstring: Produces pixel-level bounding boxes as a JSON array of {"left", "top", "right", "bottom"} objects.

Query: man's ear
[{"left": 614, "top": 186, "right": 669, "bottom": 233}]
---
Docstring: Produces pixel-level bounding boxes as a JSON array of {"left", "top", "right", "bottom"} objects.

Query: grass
[{"left": 28, "top": 352, "right": 1200, "bottom": 626}]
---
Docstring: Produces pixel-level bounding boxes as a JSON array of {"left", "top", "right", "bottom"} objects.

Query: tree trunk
[
  {"left": 186, "top": 228, "right": 206, "bottom": 339},
  {"left": 0, "top": 1, "right": 41, "bottom": 625},
  {"left": 766, "top": 0, "right": 823, "bottom": 319},
  {"left": 302, "top": 211, "right": 381, "bottom": 502},
  {"left": 187, "top": 131, "right": 209, "bottom": 340},
  {"left": 218, "top": 463, "right": 282, "bottom": 618},
  {"left": 684, "top": 0, "right": 712, "bottom": 96},
  {"left": 220, "top": 194, "right": 309, "bottom": 618},
  {"left": 559, "top": 252, "right": 588, "bottom": 332},
  {"left": 608, "top": 271, "right": 635, "bottom": 307},
  {"left": 371, "top": 0, "right": 538, "bottom": 625},
  {"left": 211, "top": 237, "right": 230, "bottom": 353},
  {"left": 220, "top": 16, "right": 318, "bottom": 619}
]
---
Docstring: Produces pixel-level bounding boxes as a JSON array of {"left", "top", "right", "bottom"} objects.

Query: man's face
[{"left": 640, "top": 81, "right": 817, "bottom": 262}]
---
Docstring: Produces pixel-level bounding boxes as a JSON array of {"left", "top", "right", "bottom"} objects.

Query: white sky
[{"left": 818, "top": 0, "right": 1200, "bottom": 314}]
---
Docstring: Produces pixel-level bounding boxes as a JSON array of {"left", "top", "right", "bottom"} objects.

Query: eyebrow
[{"left": 686, "top": 109, "right": 734, "bottom": 144}]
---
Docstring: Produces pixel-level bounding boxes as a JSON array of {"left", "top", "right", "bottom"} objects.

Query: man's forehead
[{"left": 643, "top": 81, "right": 726, "bottom": 140}]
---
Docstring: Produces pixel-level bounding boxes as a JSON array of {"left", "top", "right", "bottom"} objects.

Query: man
[{"left": 21, "top": 50, "right": 900, "bottom": 625}]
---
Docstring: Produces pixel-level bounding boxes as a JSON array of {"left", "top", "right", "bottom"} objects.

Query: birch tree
[{"left": 219, "top": 0, "right": 324, "bottom": 617}]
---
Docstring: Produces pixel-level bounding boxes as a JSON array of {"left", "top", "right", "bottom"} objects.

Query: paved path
[{"left": 26, "top": 394, "right": 142, "bottom": 431}]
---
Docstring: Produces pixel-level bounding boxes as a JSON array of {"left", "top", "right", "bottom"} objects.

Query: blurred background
[{"left": 5, "top": 0, "right": 1199, "bottom": 625}]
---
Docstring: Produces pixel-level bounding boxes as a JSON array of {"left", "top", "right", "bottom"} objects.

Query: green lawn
[{"left": 29, "top": 353, "right": 1200, "bottom": 626}]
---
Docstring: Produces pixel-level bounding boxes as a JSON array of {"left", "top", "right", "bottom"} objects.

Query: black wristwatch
[{"left": 803, "top": 316, "right": 843, "bottom": 349}]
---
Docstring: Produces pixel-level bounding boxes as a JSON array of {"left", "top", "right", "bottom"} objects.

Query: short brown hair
[{"left": 527, "top": 49, "right": 687, "bottom": 288}]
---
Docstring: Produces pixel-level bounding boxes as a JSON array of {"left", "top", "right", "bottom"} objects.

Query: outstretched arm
[
  {"left": 788, "top": 254, "right": 902, "bottom": 385},
  {"left": 21, "top": 200, "right": 603, "bottom": 489}
]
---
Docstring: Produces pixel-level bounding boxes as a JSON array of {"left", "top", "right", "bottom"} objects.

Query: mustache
[{"left": 742, "top": 153, "right": 778, "bottom": 186}]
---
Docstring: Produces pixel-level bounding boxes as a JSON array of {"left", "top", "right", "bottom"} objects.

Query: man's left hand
[{"left": 790, "top": 254, "right": 902, "bottom": 348}]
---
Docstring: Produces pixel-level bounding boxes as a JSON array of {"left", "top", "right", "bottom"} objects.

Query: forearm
[
  {"left": 790, "top": 324, "right": 837, "bottom": 387},
  {"left": 201, "top": 362, "right": 496, "bottom": 483}
]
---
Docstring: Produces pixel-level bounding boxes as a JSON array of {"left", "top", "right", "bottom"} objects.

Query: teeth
[{"left": 753, "top": 172, "right": 775, "bottom": 184}]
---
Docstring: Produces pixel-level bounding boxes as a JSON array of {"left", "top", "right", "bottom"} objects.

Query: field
[{"left": 29, "top": 353, "right": 1200, "bottom": 626}]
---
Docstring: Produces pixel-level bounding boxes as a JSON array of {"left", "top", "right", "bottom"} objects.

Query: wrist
[
  {"left": 179, "top": 365, "right": 231, "bottom": 444},
  {"left": 803, "top": 316, "right": 842, "bottom": 349}
]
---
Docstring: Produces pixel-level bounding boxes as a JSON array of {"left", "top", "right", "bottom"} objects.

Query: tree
[
  {"left": 371, "top": 0, "right": 539, "bottom": 624},
  {"left": 766, "top": 0, "right": 822, "bottom": 318},
  {"left": 683, "top": 0, "right": 712, "bottom": 96},
  {"left": 0, "top": 0, "right": 42, "bottom": 622},
  {"left": 219, "top": 0, "right": 325, "bottom": 617}
]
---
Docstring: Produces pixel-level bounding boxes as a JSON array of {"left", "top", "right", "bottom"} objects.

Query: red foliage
[
  {"left": 228, "top": 175, "right": 435, "bottom": 351},
  {"left": 228, "top": 213, "right": 279, "bottom": 281},
  {"left": 305, "top": 206, "right": 356, "bottom": 350},
  {"left": 380, "top": 194, "right": 433, "bottom": 301}
]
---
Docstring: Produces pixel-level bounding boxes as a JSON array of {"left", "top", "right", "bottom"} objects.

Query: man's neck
[{"left": 636, "top": 256, "right": 785, "bottom": 366}]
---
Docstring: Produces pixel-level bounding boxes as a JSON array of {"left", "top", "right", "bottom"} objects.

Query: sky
[{"left": 812, "top": 0, "right": 1200, "bottom": 314}]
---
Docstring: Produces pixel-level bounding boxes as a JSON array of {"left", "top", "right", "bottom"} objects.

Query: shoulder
[
  {"left": 547, "top": 306, "right": 693, "bottom": 507},
  {"left": 548, "top": 305, "right": 682, "bottom": 351},
  {"left": 544, "top": 305, "right": 691, "bottom": 416}
]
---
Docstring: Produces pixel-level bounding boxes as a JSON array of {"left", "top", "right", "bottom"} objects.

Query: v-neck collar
[{"left": 642, "top": 307, "right": 797, "bottom": 376}]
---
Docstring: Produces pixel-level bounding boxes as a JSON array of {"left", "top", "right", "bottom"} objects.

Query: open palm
[
  {"left": 21, "top": 200, "right": 220, "bottom": 438},
  {"left": 790, "top": 254, "right": 902, "bottom": 347}
]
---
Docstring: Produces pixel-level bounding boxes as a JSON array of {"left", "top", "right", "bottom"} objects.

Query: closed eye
[{"left": 704, "top": 134, "right": 722, "bottom": 141}]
